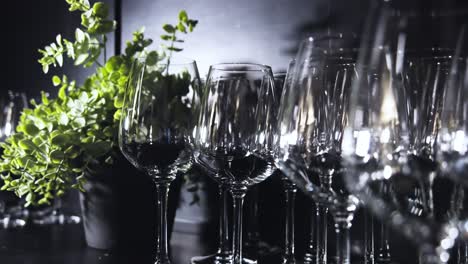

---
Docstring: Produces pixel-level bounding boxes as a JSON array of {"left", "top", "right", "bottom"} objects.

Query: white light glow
[
  {"left": 440, "top": 251, "right": 450, "bottom": 263},
  {"left": 4, "top": 123, "right": 12, "bottom": 137},
  {"left": 383, "top": 165, "right": 392, "bottom": 180},
  {"left": 355, "top": 130, "right": 371, "bottom": 157},
  {"left": 380, "top": 127, "right": 391, "bottom": 143},
  {"left": 380, "top": 76, "right": 398, "bottom": 124},
  {"left": 280, "top": 130, "right": 298, "bottom": 149},
  {"left": 453, "top": 130, "right": 467, "bottom": 154}
]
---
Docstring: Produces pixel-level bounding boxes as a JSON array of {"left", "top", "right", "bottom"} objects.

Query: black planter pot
[{"left": 79, "top": 154, "right": 181, "bottom": 252}]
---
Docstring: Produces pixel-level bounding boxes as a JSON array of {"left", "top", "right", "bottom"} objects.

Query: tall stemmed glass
[
  {"left": 119, "top": 56, "right": 201, "bottom": 264},
  {"left": 343, "top": 3, "right": 467, "bottom": 263},
  {"left": 316, "top": 34, "right": 360, "bottom": 264},
  {"left": 280, "top": 37, "right": 328, "bottom": 264},
  {"left": 276, "top": 35, "right": 359, "bottom": 264},
  {"left": 194, "top": 63, "right": 277, "bottom": 264},
  {"left": 274, "top": 64, "right": 300, "bottom": 264},
  {"left": 437, "top": 20, "right": 468, "bottom": 260}
]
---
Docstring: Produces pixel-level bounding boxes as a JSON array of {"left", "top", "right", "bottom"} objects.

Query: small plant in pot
[{"left": 0, "top": 0, "right": 200, "bottom": 251}]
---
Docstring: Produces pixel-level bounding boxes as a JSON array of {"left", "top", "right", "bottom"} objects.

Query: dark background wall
[
  {"left": 121, "top": 0, "right": 369, "bottom": 76},
  {"left": 3, "top": 0, "right": 115, "bottom": 99}
]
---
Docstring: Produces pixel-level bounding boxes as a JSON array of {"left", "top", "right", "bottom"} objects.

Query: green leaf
[
  {"left": 167, "top": 47, "right": 183, "bottom": 52},
  {"left": 162, "top": 24, "right": 175, "bottom": 33},
  {"left": 58, "top": 85, "right": 67, "bottom": 101},
  {"left": 75, "top": 28, "right": 86, "bottom": 43},
  {"left": 18, "top": 139, "right": 36, "bottom": 150},
  {"left": 160, "top": 35, "right": 175, "bottom": 41},
  {"left": 24, "top": 123, "right": 40, "bottom": 136},
  {"left": 74, "top": 53, "right": 89, "bottom": 65},
  {"left": 114, "top": 93, "right": 124, "bottom": 108},
  {"left": 79, "top": 92, "right": 89, "bottom": 103},
  {"left": 56, "top": 54, "right": 63, "bottom": 67},
  {"left": 59, "top": 113, "right": 69, "bottom": 126},
  {"left": 50, "top": 150, "right": 65, "bottom": 163},
  {"left": 105, "top": 56, "right": 122, "bottom": 71},
  {"left": 177, "top": 23, "right": 186, "bottom": 33},
  {"left": 92, "top": 2, "right": 109, "bottom": 18},
  {"left": 187, "top": 19, "right": 198, "bottom": 32},
  {"left": 41, "top": 91, "right": 50, "bottom": 105},
  {"left": 72, "top": 117, "right": 86, "bottom": 128},
  {"left": 179, "top": 10, "right": 188, "bottom": 22},
  {"left": 146, "top": 51, "right": 159, "bottom": 66},
  {"left": 113, "top": 109, "right": 122, "bottom": 120},
  {"left": 56, "top": 34, "right": 62, "bottom": 45},
  {"left": 52, "top": 76, "right": 61, "bottom": 86},
  {"left": 51, "top": 134, "right": 70, "bottom": 146}
]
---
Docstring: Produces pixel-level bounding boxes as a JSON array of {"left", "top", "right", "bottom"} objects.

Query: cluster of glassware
[{"left": 118, "top": 2, "right": 468, "bottom": 264}]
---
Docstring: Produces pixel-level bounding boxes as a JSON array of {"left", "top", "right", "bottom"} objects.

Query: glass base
[
  {"left": 244, "top": 239, "right": 282, "bottom": 259},
  {"left": 191, "top": 253, "right": 257, "bottom": 264},
  {"left": 155, "top": 256, "right": 172, "bottom": 264},
  {"left": 31, "top": 212, "right": 81, "bottom": 225},
  {"left": 281, "top": 257, "right": 298, "bottom": 264},
  {"left": 0, "top": 216, "right": 26, "bottom": 229}
]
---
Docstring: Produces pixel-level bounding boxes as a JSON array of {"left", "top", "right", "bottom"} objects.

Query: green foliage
[
  {"left": 160, "top": 10, "right": 198, "bottom": 56},
  {"left": 38, "top": 0, "right": 116, "bottom": 72},
  {"left": 0, "top": 1, "right": 198, "bottom": 206}
]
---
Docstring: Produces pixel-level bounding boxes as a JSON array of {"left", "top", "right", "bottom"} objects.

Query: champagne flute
[
  {"left": 119, "top": 55, "right": 201, "bottom": 264},
  {"left": 194, "top": 63, "right": 277, "bottom": 264}
]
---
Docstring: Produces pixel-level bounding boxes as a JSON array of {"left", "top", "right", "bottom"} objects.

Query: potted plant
[{"left": 0, "top": 0, "right": 199, "bottom": 250}]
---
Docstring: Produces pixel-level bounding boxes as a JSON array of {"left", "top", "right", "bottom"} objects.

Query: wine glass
[
  {"left": 343, "top": 3, "right": 466, "bottom": 263},
  {"left": 437, "top": 18, "right": 468, "bottom": 262},
  {"left": 0, "top": 90, "right": 29, "bottom": 228},
  {"left": 119, "top": 55, "right": 201, "bottom": 264},
  {"left": 275, "top": 36, "right": 343, "bottom": 264},
  {"left": 243, "top": 70, "right": 289, "bottom": 262},
  {"left": 272, "top": 64, "right": 301, "bottom": 264},
  {"left": 276, "top": 37, "right": 327, "bottom": 264},
  {"left": 193, "top": 63, "right": 277, "bottom": 264}
]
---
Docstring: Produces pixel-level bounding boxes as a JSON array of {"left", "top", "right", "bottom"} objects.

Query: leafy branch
[
  {"left": 38, "top": 0, "right": 116, "bottom": 72},
  {"left": 0, "top": 1, "right": 199, "bottom": 206},
  {"left": 161, "top": 11, "right": 198, "bottom": 70}
]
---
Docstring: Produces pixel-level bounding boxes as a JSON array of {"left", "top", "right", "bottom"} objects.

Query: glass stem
[
  {"left": 376, "top": 221, "right": 391, "bottom": 263},
  {"left": 219, "top": 183, "right": 232, "bottom": 257},
  {"left": 231, "top": 188, "right": 247, "bottom": 264},
  {"left": 303, "top": 203, "right": 317, "bottom": 263},
  {"left": 283, "top": 181, "right": 297, "bottom": 264},
  {"left": 335, "top": 218, "right": 352, "bottom": 264},
  {"left": 317, "top": 203, "right": 328, "bottom": 264},
  {"left": 364, "top": 211, "right": 375, "bottom": 264},
  {"left": 247, "top": 186, "right": 261, "bottom": 245},
  {"left": 317, "top": 174, "right": 331, "bottom": 264},
  {"left": 53, "top": 197, "right": 62, "bottom": 215},
  {"left": 460, "top": 240, "right": 468, "bottom": 264},
  {"left": 155, "top": 181, "right": 172, "bottom": 264}
]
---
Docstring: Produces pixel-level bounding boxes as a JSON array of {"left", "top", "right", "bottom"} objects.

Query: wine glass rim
[{"left": 209, "top": 63, "right": 273, "bottom": 72}]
